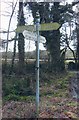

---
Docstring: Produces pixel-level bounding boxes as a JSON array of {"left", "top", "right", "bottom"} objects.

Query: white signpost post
[{"left": 16, "top": 12, "right": 60, "bottom": 117}]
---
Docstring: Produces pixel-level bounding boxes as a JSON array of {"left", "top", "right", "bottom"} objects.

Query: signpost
[
  {"left": 16, "top": 13, "right": 61, "bottom": 117},
  {"left": 16, "top": 22, "right": 60, "bottom": 33},
  {"left": 23, "top": 30, "right": 46, "bottom": 43},
  {"left": 40, "top": 22, "right": 60, "bottom": 31},
  {"left": 35, "top": 12, "right": 40, "bottom": 117}
]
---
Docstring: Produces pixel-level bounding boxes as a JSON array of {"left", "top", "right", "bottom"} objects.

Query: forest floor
[{"left": 2, "top": 71, "right": 79, "bottom": 119}]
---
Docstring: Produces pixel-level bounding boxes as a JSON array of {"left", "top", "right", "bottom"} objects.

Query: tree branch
[{"left": 5, "top": 0, "right": 18, "bottom": 64}]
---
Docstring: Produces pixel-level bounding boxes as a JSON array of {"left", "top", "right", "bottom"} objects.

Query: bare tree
[{"left": 4, "top": 0, "right": 18, "bottom": 67}]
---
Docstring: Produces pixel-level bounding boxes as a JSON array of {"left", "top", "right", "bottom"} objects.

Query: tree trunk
[
  {"left": 18, "top": 33, "right": 25, "bottom": 74},
  {"left": 76, "top": 28, "right": 79, "bottom": 69},
  {"left": 18, "top": 1, "right": 25, "bottom": 74},
  {"left": 50, "top": 30, "right": 61, "bottom": 72},
  {"left": 9, "top": 35, "right": 17, "bottom": 75},
  {"left": 50, "top": 2, "right": 61, "bottom": 72}
]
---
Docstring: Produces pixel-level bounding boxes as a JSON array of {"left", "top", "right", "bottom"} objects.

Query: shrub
[{"left": 2, "top": 75, "right": 35, "bottom": 98}]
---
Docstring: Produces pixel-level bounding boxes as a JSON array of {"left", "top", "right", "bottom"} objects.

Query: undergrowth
[{"left": 2, "top": 70, "right": 75, "bottom": 103}]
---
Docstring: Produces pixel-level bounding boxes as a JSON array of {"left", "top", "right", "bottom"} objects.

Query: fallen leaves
[
  {"left": 2, "top": 97, "right": 78, "bottom": 118},
  {"left": 64, "top": 111, "right": 77, "bottom": 118},
  {"left": 2, "top": 71, "right": 79, "bottom": 118}
]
